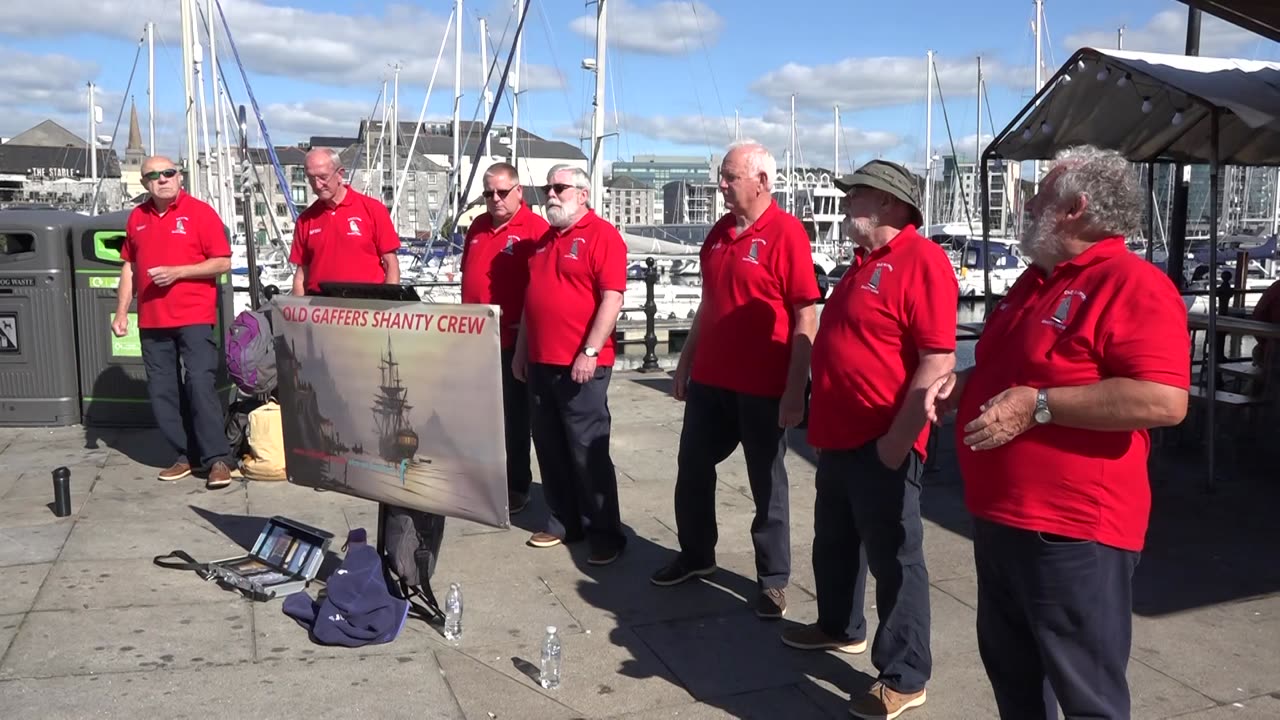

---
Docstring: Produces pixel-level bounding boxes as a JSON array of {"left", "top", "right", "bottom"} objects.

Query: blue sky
[{"left": 1, "top": 0, "right": 1276, "bottom": 173}]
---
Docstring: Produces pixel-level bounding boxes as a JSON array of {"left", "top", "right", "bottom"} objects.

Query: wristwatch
[
  {"left": 583, "top": 346, "right": 599, "bottom": 358},
  {"left": 1033, "top": 388, "right": 1053, "bottom": 425}
]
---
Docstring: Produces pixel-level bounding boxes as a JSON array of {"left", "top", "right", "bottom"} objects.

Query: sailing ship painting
[{"left": 273, "top": 296, "right": 509, "bottom": 529}]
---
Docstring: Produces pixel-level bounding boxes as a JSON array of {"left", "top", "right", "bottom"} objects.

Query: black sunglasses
[
  {"left": 143, "top": 169, "right": 179, "bottom": 181},
  {"left": 482, "top": 187, "right": 518, "bottom": 200},
  {"left": 541, "top": 183, "right": 579, "bottom": 195}
]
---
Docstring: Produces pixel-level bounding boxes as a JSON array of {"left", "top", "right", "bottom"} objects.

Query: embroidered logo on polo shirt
[
  {"left": 502, "top": 235, "right": 518, "bottom": 255},
  {"left": 134, "top": 224, "right": 147, "bottom": 231},
  {"left": 742, "top": 238, "right": 766, "bottom": 264},
  {"left": 1042, "top": 289, "right": 1087, "bottom": 328},
  {"left": 309, "top": 227, "right": 322, "bottom": 235},
  {"left": 861, "top": 262, "right": 893, "bottom": 294},
  {"left": 173, "top": 218, "right": 188, "bottom": 235},
  {"left": 347, "top": 217, "right": 363, "bottom": 236},
  {"left": 565, "top": 238, "right": 583, "bottom": 259}
]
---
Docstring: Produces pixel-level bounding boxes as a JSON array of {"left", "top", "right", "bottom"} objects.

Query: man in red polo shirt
[
  {"left": 112, "top": 156, "right": 234, "bottom": 489},
  {"left": 929, "top": 146, "right": 1189, "bottom": 719},
  {"left": 782, "top": 159, "right": 955, "bottom": 719},
  {"left": 513, "top": 164, "right": 627, "bottom": 565},
  {"left": 289, "top": 148, "right": 401, "bottom": 295},
  {"left": 648, "top": 140, "right": 818, "bottom": 620},
  {"left": 461, "top": 161, "right": 549, "bottom": 514}
]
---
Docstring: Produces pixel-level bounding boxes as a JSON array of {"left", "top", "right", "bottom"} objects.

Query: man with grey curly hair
[{"left": 927, "top": 144, "right": 1190, "bottom": 719}]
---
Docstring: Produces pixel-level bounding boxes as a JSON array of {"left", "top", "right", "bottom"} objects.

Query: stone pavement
[{"left": 0, "top": 371, "right": 1277, "bottom": 719}]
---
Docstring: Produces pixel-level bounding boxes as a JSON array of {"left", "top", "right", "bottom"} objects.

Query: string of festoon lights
[{"left": 1019, "top": 56, "right": 1188, "bottom": 142}]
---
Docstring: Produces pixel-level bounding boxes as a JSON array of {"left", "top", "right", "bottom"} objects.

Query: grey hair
[
  {"left": 547, "top": 164, "right": 592, "bottom": 206},
  {"left": 726, "top": 139, "right": 776, "bottom": 191},
  {"left": 306, "top": 146, "right": 344, "bottom": 171},
  {"left": 1048, "top": 145, "right": 1141, "bottom": 239}
]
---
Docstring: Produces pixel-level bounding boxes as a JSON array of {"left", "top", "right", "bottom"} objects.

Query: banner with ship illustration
[{"left": 271, "top": 295, "right": 509, "bottom": 529}]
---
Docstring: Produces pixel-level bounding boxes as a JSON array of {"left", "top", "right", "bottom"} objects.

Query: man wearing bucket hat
[{"left": 782, "top": 159, "right": 957, "bottom": 719}]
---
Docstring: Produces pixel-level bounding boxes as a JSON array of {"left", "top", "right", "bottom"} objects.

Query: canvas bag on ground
[
  {"left": 241, "top": 400, "right": 287, "bottom": 481},
  {"left": 378, "top": 505, "right": 446, "bottom": 619}
]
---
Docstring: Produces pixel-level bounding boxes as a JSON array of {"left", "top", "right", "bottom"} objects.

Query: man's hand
[
  {"left": 147, "top": 266, "right": 186, "bottom": 287},
  {"left": 570, "top": 352, "right": 597, "bottom": 384},
  {"left": 926, "top": 371, "right": 965, "bottom": 425},
  {"left": 672, "top": 363, "right": 691, "bottom": 401},
  {"left": 962, "top": 386, "right": 1037, "bottom": 450},
  {"left": 512, "top": 350, "right": 528, "bottom": 383},
  {"left": 778, "top": 385, "right": 806, "bottom": 428},
  {"left": 111, "top": 314, "right": 129, "bottom": 338},
  {"left": 875, "top": 434, "right": 911, "bottom": 471}
]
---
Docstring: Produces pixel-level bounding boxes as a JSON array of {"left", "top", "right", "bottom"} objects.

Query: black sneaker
[
  {"left": 756, "top": 587, "right": 786, "bottom": 619},
  {"left": 650, "top": 557, "right": 716, "bottom": 586},
  {"left": 588, "top": 544, "right": 624, "bottom": 566}
]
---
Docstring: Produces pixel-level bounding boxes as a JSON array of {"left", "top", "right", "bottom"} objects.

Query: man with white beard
[
  {"left": 784, "top": 159, "right": 956, "bottom": 719},
  {"left": 513, "top": 164, "right": 628, "bottom": 565},
  {"left": 928, "top": 145, "right": 1189, "bottom": 719}
]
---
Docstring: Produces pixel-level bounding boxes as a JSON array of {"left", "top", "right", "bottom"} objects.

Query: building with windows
[
  {"left": 601, "top": 175, "right": 655, "bottom": 228},
  {"left": 612, "top": 154, "right": 716, "bottom": 220}
]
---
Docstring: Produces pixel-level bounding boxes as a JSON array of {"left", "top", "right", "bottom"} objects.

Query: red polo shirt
[
  {"left": 956, "top": 238, "right": 1190, "bottom": 552},
  {"left": 289, "top": 187, "right": 401, "bottom": 293},
  {"left": 689, "top": 202, "right": 821, "bottom": 398},
  {"left": 461, "top": 204, "right": 549, "bottom": 349},
  {"left": 523, "top": 210, "right": 627, "bottom": 367},
  {"left": 808, "top": 225, "right": 958, "bottom": 457},
  {"left": 121, "top": 191, "right": 231, "bottom": 329}
]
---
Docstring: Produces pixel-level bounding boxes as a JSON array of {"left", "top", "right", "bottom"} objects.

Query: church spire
[{"left": 127, "top": 99, "right": 144, "bottom": 154}]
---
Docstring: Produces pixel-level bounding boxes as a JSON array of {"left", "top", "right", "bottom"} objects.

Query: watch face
[{"left": 1034, "top": 408, "right": 1051, "bottom": 424}]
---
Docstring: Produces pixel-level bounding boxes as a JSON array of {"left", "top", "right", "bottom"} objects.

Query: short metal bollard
[{"left": 641, "top": 257, "right": 661, "bottom": 372}]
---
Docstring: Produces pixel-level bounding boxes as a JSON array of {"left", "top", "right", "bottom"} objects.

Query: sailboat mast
[
  {"left": 511, "top": 0, "right": 523, "bottom": 168},
  {"left": 734, "top": 109, "right": 740, "bottom": 141},
  {"left": 789, "top": 93, "right": 796, "bottom": 215},
  {"left": 924, "top": 50, "right": 934, "bottom": 234},
  {"left": 589, "top": 0, "right": 607, "bottom": 206},
  {"left": 206, "top": 0, "right": 229, "bottom": 222},
  {"left": 147, "top": 21, "right": 156, "bottom": 154},
  {"left": 392, "top": 63, "right": 400, "bottom": 204},
  {"left": 973, "top": 55, "right": 982, "bottom": 227},
  {"left": 181, "top": 0, "right": 199, "bottom": 196},
  {"left": 480, "top": 17, "right": 492, "bottom": 158},
  {"left": 452, "top": 0, "right": 463, "bottom": 221},
  {"left": 88, "top": 83, "right": 98, "bottom": 203},
  {"left": 1033, "top": 0, "right": 1043, "bottom": 194},
  {"left": 833, "top": 104, "right": 839, "bottom": 177}
]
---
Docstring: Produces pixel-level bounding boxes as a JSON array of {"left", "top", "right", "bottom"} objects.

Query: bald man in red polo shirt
[
  {"left": 649, "top": 141, "right": 819, "bottom": 621},
  {"left": 113, "top": 156, "right": 234, "bottom": 489},
  {"left": 930, "top": 146, "right": 1189, "bottom": 719},
  {"left": 289, "top": 148, "right": 401, "bottom": 295},
  {"left": 461, "top": 161, "right": 549, "bottom": 514}
]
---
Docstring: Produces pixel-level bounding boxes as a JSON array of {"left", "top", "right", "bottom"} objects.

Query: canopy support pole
[
  {"left": 981, "top": 154, "right": 993, "bottom": 316},
  {"left": 1205, "top": 108, "right": 1221, "bottom": 493}
]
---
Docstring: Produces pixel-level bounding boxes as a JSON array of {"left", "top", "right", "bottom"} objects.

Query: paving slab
[
  {"left": 468, "top": 625, "right": 695, "bottom": 718},
  {"left": 435, "top": 642, "right": 584, "bottom": 720},
  {"left": 60, "top": 517, "right": 247, "bottom": 562},
  {"left": 33, "top": 558, "right": 243, "bottom": 612},
  {"left": 0, "top": 599, "right": 253, "bottom": 679},
  {"left": 0, "top": 614, "right": 21, "bottom": 661},
  {"left": 0, "top": 522, "right": 73, "bottom": 567},
  {"left": 1163, "top": 694, "right": 1280, "bottom": 719},
  {"left": 0, "top": 653, "right": 464, "bottom": 720},
  {"left": 0, "top": 563, "right": 51, "bottom": 615}
]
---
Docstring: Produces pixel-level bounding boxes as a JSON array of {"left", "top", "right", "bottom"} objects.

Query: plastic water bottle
[
  {"left": 443, "top": 583, "right": 463, "bottom": 641},
  {"left": 539, "top": 625, "right": 561, "bottom": 689}
]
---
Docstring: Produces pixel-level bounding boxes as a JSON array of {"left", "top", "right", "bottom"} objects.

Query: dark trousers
[
  {"left": 674, "top": 381, "right": 790, "bottom": 589},
  {"left": 974, "top": 518, "right": 1139, "bottom": 720},
  {"left": 140, "top": 324, "right": 230, "bottom": 470},
  {"left": 528, "top": 362, "right": 625, "bottom": 553},
  {"left": 812, "top": 441, "right": 931, "bottom": 693},
  {"left": 501, "top": 347, "right": 532, "bottom": 496}
]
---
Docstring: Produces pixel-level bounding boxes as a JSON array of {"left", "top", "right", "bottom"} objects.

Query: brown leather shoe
[
  {"left": 848, "top": 681, "right": 927, "bottom": 719},
  {"left": 757, "top": 587, "right": 787, "bottom": 619},
  {"left": 780, "top": 623, "right": 867, "bottom": 654},
  {"left": 206, "top": 462, "right": 233, "bottom": 490},
  {"left": 157, "top": 462, "right": 192, "bottom": 481},
  {"left": 527, "top": 532, "right": 562, "bottom": 548}
]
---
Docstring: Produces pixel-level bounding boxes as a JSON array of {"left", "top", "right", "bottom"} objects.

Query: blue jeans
[
  {"left": 140, "top": 324, "right": 230, "bottom": 469},
  {"left": 812, "top": 441, "right": 932, "bottom": 693}
]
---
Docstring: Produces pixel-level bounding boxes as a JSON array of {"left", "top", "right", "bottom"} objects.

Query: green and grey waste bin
[
  {"left": 71, "top": 210, "right": 236, "bottom": 427},
  {"left": 0, "top": 209, "right": 82, "bottom": 426}
]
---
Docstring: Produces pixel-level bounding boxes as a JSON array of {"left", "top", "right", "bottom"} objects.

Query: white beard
[
  {"left": 547, "top": 203, "right": 575, "bottom": 228},
  {"left": 1019, "top": 213, "right": 1065, "bottom": 265}
]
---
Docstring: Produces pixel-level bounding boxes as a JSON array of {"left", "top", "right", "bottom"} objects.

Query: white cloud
[
  {"left": 750, "top": 55, "right": 1027, "bottom": 113},
  {"left": 569, "top": 0, "right": 722, "bottom": 56},
  {"left": 261, "top": 100, "right": 378, "bottom": 140},
  {"left": 0, "top": 46, "right": 101, "bottom": 118},
  {"left": 1064, "top": 9, "right": 1266, "bottom": 57},
  {"left": 568, "top": 112, "right": 903, "bottom": 173},
  {"left": 0, "top": 0, "right": 564, "bottom": 92}
]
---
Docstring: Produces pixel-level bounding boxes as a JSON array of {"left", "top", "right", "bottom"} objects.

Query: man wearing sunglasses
[
  {"left": 289, "top": 148, "right": 401, "bottom": 296},
  {"left": 460, "top": 162, "right": 549, "bottom": 515},
  {"left": 113, "top": 156, "right": 234, "bottom": 489},
  {"left": 513, "top": 164, "right": 627, "bottom": 565}
]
